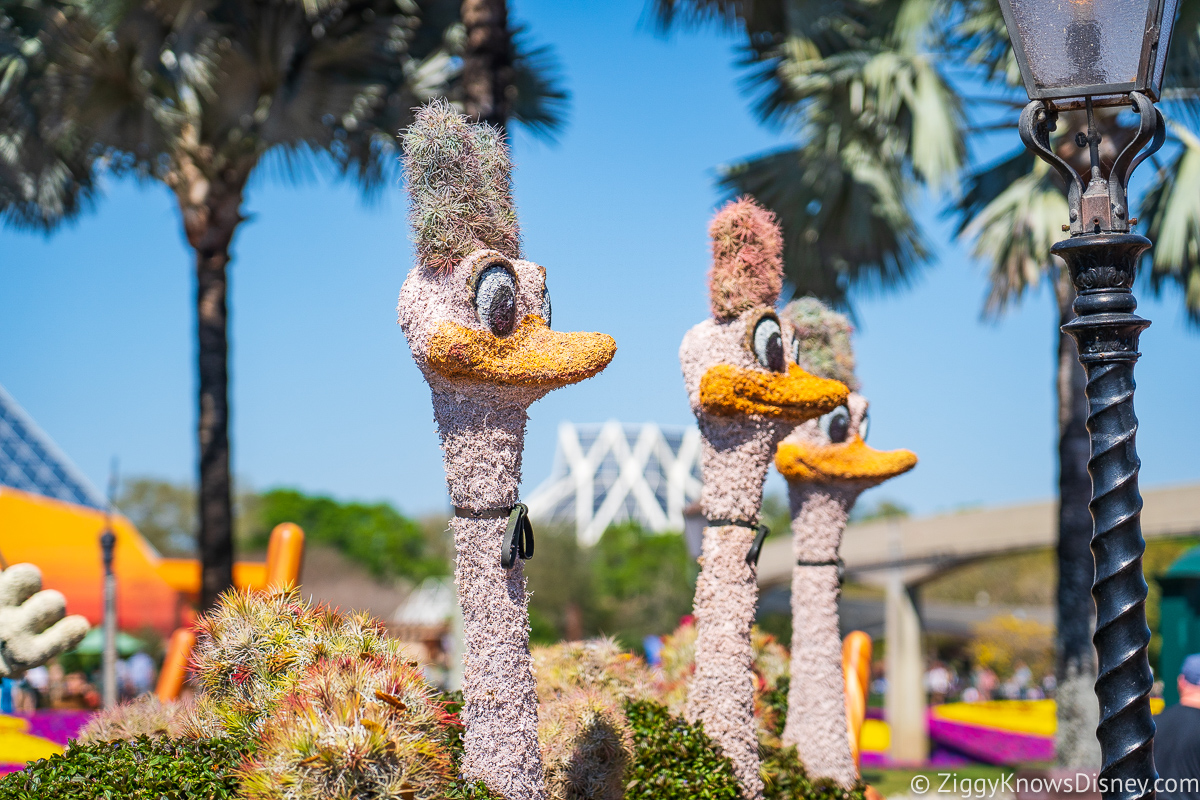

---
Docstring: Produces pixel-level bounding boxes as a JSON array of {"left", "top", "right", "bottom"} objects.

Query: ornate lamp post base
[{"left": 1056, "top": 234, "right": 1155, "bottom": 800}]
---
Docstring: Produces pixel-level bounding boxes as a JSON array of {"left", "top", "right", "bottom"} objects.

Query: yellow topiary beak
[
  {"left": 775, "top": 437, "right": 918, "bottom": 484},
  {"left": 427, "top": 315, "right": 616, "bottom": 387},
  {"left": 698, "top": 363, "right": 848, "bottom": 422}
]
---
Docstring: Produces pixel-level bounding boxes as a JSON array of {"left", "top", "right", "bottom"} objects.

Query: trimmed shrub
[
  {"left": 0, "top": 735, "right": 249, "bottom": 800},
  {"left": 624, "top": 700, "right": 741, "bottom": 800},
  {"left": 760, "top": 743, "right": 867, "bottom": 800}
]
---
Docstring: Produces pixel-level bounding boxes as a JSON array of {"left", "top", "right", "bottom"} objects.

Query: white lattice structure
[{"left": 525, "top": 421, "right": 702, "bottom": 546}]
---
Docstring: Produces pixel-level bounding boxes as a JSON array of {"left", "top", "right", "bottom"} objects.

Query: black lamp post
[{"left": 995, "top": 1, "right": 1179, "bottom": 798}]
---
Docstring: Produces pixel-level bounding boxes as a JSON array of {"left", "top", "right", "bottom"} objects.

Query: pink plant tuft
[{"left": 707, "top": 196, "right": 783, "bottom": 321}]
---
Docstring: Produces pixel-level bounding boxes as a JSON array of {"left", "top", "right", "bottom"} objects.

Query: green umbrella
[{"left": 68, "top": 627, "right": 144, "bottom": 657}]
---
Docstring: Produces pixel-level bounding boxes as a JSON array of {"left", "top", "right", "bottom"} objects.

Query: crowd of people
[{"left": 6, "top": 652, "right": 157, "bottom": 712}]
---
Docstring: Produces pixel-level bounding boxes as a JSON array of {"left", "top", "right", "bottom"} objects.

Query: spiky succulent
[
  {"left": 532, "top": 638, "right": 653, "bottom": 705},
  {"left": 238, "top": 654, "right": 455, "bottom": 800},
  {"left": 780, "top": 298, "right": 859, "bottom": 390},
  {"left": 403, "top": 98, "right": 521, "bottom": 275},
  {"left": 185, "top": 588, "right": 406, "bottom": 740},
  {"left": 707, "top": 196, "right": 784, "bottom": 322},
  {"left": 539, "top": 687, "right": 631, "bottom": 800},
  {"left": 531, "top": 639, "right": 652, "bottom": 800},
  {"left": 77, "top": 695, "right": 192, "bottom": 744}
]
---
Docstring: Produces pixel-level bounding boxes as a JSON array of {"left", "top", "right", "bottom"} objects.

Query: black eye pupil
[
  {"left": 488, "top": 283, "right": 516, "bottom": 336},
  {"left": 765, "top": 332, "right": 784, "bottom": 372},
  {"left": 829, "top": 413, "right": 850, "bottom": 443}
]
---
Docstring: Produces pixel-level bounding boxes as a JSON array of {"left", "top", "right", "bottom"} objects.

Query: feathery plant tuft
[
  {"left": 532, "top": 638, "right": 654, "bottom": 705},
  {"left": 186, "top": 588, "right": 406, "bottom": 740},
  {"left": 540, "top": 687, "right": 631, "bottom": 800},
  {"left": 708, "top": 196, "right": 784, "bottom": 321},
  {"left": 239, "top": 654, "right": 455, "bottom": 800},
  {"left": 533, "top": 639, "right": 651, "bottom": 800},
  {"left": 403, "top": 98, "right": 521, "bottom": 275},
  {"left": 79, "top": 695, "right": 192, "bottom": 744},
  {"left": 780, "top": 298, "right": 859, "bottom": 390}
]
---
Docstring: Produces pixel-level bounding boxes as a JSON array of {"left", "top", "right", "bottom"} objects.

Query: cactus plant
[{"left": 238, "top": 653, "right": 455, "bottom": 800}]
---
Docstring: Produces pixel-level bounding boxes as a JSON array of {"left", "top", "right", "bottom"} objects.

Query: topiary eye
[
  {"left": 859, "top": 410, "right": 870, "bottom": 442},
  {"left": 819, "top": 406, "right": 851, "bottom": 444},
  {"left": 752, "top": 316, "right": 785, "bottom": 372},
  {"left": 790, "top": 335, "right": 800, "bottom": 364},
  {"left": 475, "top": 263, "right": 517, "bottom": 337}
]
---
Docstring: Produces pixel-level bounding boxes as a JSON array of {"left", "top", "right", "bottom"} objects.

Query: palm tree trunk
[
  {"left": 177, "top": 169, "right": 245, "bottom": 610},
  {"left": 461, "top": 0, "right": 512, "bottom": 127},
  {"left": 1053, "top": 263, "right": 1101, "bottom": 768}
]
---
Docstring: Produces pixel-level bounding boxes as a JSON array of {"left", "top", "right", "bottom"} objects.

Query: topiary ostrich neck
[
  {"left": 680, "top": 198, "right": 848, "bottom": 800},
  {"left": 398, "top": 100, "right": 615, "bottom": 800},
  {"left": 775, "top": 299, "right": 917, "bottom": 789}
]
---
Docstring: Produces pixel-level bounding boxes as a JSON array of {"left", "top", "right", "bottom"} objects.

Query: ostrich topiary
[
  {"left": 775, "top": 298, "right": 917, "bottom": 788},
  {"left": 397, "top": 99, "right": 616, "bottom": 800},
  {"left": 679, "top": 197, "right": 848, "bottom": 799}
]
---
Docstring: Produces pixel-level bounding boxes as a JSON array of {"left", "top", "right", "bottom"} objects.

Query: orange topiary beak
[
  {"left": 427, "top": 315, "right": 616, "bottom": 387},
  {"left": 775, "top": 437, "right": 918, "bottom": 484},
  {"left": 698, "top": 363, "right": 848, "bottom": 422}
]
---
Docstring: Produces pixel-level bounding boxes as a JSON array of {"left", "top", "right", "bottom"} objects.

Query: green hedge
[
  {"left": 624, "top": 700, "right": 742, "bottom": 800},
  {"left": 0, "top": 736, "right": 250, "bottom": 800}
]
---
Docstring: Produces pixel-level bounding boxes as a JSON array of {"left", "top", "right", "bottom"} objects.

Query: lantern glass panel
[
  {"left": 1151, "top": 0, "right": 1179, "bottom": 98},
  {"left": 1005, "top": 0, "right": 1154, "bottom": 96}
]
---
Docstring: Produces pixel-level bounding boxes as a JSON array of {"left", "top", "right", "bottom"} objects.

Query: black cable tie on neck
[
  {"left": 745, "top": 524, "right": 770, "bottom": 566},
  {"left": 704, "top": 518, "right": 770, "bottom": 566},
  {"left": 796, "top": 557, "right": 845, "bottom": 585},
  {"left": 501, "top": 503, "right": 534, "bottom": 569}
]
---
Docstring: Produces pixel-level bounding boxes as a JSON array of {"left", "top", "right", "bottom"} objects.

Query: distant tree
[
  {"left": 117, "top": 478, "right": 197, "bottom": 558},
  {"left": 250, "top": 488, "right": 446, "bottom": 582},
  {"left": 590, "top": 522, "right": 696, "bottom": 652},
  {"left": 0, "top": 0, "right": 566, "bottom": 610}
]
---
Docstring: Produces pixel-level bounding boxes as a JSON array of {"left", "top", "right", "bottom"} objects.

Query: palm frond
[
  {"left": 644, "top": 0, "right": 786, "bottom": 38},
  {"left": 508, "top": 25, "right": 569, "bottom": 141},
  {"left": 959, "top": 160, "right": 1068, "bottom": 317},
  {"left": 719, "top": 144, "right": 928, "bottom": 316},
  {"left": 1143, "top": 122, "right": 1200, "bottom": 322}
]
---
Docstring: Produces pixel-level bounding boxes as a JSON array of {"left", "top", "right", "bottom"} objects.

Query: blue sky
[{"left": 3, "top": 0, "right": 1199, "bottom": 520}]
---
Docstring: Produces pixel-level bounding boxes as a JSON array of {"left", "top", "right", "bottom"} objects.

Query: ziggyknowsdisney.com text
[{"left": 910, "top": 772, "right": 1199, "bottom": 798}]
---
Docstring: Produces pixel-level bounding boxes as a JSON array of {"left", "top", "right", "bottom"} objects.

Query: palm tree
[
  {"left": 650, "top": 0, "right": 964, "bottom": 315},
  {"left": 1, "top": 0, "right": 566, "bottom": 609},
  {"left": 652, "top": 0, "right": 1200, "bottom": 767}
]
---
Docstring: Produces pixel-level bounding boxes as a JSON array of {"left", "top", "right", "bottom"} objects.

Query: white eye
[
  {"left": 790, "top": 335, "right": 800, "bottom": 364},
  {"left": 859, "top": 411, "right": 869, "bottom": 442},
  {"left": 752, "top": 316, "right": 786, "bottom": 372},
  {"left": 540, "top": 285, "right": 552, "bottom": 328},
  {"left": 475, "top": 264, "right": 517, "bottom": 336},
  {"left": 819, "top": 406, "right": 851, "bottom": 444}
]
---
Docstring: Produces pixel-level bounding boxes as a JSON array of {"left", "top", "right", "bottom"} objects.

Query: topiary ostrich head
[
  {"left": 775, "top": 298, "right": 917, "bottom": 488},
  {"left": 398, "top": 100, "right": 615, "bottom": 408},
  {"left": 680, "top": 197, "right": 847, "bottom": 427}
]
